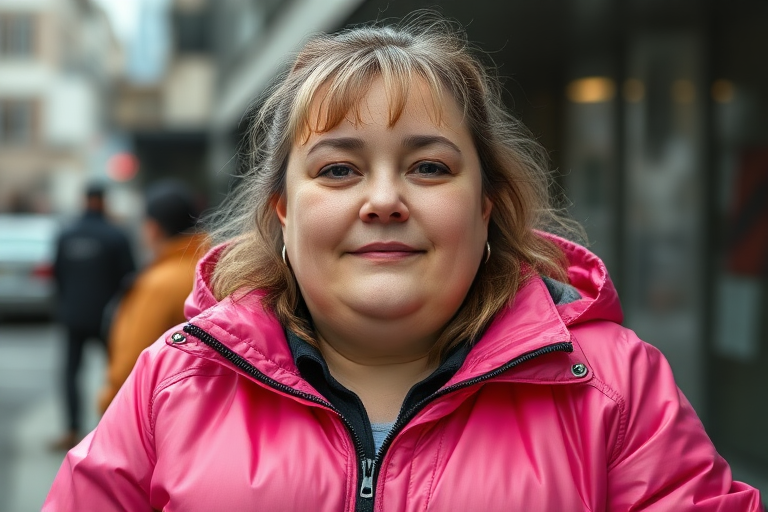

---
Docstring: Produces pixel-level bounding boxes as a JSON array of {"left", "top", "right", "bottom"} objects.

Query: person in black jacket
[{"left": 51, "top": 184, "right": 135, "bottom": 450}]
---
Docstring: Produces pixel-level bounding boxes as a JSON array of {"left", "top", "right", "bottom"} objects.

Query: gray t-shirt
[{"left": 371, "top": 421, "right": 395, "bottom": 454}]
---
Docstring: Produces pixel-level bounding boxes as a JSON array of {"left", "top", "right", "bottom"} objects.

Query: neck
[{"left": 318, "top": 334, "right": 437, "bottom": 423}]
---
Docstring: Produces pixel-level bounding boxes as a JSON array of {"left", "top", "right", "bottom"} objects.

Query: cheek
[
  {"left": 285, "top": 188, "right": 350, "bottom": 252},
  {"left": 420, "top": 189, "right": 487, "bottom": 246}
]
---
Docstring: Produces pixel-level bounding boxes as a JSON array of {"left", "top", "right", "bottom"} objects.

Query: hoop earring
[
  {"left": 484, "top": 241, "right": 491, "bottom": 264},
  {"left": 282, "top": 244, "right": 287, "bottom": 265}
]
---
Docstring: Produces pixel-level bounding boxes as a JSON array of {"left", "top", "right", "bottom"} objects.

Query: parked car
[{"left": 0, "top": 215, "right": 60, "bottom": 320}]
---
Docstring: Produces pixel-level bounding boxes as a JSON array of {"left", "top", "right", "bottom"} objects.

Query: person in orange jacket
[{"left": 97, "top": 181, "right": 208, "bottom": 414}]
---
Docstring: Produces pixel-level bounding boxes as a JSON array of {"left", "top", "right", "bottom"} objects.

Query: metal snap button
[
  {"left": 171, "top": 332, "right": 187, "bottom": 344},
  {"left": 571, "top": 363, "right": 588, "bottom": 378}
]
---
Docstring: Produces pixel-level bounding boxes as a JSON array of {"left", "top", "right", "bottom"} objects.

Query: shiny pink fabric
[{"left": 43, "top": 235, "right": 763, "bottom": 511}]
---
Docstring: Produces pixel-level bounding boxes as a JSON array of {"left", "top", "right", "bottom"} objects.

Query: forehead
[
  {"left": 286, "top": 76, "right": 482, "bottom": 185},
  {"left": 292, "top": 71, "right": 464, "bottom": 144}
]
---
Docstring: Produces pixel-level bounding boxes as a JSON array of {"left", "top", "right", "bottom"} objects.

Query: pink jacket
[{"left": 44, "top": 237, "right": 762, "bottom": 512}]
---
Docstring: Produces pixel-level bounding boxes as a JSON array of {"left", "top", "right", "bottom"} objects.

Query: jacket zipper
[
  {"left": 182, "top": 324, "right": 570, "bottom": 511},
  {"left": 181, "top": 324, "right": 371, "bottom": 506}
]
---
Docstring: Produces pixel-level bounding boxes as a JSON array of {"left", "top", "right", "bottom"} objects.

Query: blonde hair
[{"left": 208, "top": 12, "right": 577, "bottom": 362}]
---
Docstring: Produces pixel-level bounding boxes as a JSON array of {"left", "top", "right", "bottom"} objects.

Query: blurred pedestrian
[
  {"left": 51, "top": 183, "right": 135, "bottom": 450},
  {"left": 97, "top": 181, "right": 208, "bottom": 414},
  {"left": 44, "top": 12, "right": 763, "bottom": 511}
]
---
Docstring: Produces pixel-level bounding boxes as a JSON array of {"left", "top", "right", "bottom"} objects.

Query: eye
[
  {"left": 318, "top": 164, "right": 356, "bottom": 179},
  {"left": 413, "top": 161, "right": 450, "bottom": 176}
]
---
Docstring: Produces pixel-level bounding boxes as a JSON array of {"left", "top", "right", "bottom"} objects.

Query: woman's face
[{"left": 277, "top": 77, "right": 492, "bottom": 356}]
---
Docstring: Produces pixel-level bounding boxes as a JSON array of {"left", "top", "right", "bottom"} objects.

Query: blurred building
[
  {"left": 207, "top": 0, "right": 768, "bottom": 475},
  {"left": 0, "top": 0, "right": 123, "bottom": 215},
  {"left": 207, "top": 0, "right": 364, "bottom": 195},
  {"left": 112, "top": 0, "right": 214, "bottom": 194}
]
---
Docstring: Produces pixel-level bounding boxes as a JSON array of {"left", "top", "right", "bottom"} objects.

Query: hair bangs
[{"left": 290, "top": 47, "right": 448, "bottom": 143}]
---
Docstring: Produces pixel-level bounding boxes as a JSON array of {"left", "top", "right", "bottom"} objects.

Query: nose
[{"left": 359, "top": 173, "right": 410, "bottom": 223}]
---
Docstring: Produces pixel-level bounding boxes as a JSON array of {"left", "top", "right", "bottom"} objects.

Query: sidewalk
[{"left": 3, "top": 333, "right": 104, "bottom": 512}]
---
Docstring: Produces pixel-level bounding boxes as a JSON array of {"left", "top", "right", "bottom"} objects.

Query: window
[
  {"left": 0, "top": 99, "right": 37, "bottom": 145},
  {"left": 0, "top": 13, "right": 36, "bottom": 58}
]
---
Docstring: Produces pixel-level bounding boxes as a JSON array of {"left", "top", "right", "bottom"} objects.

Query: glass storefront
[
  {"left": 552, "top": 0, "right": 768, "bottom": 466},
  {"left": 708, "top": 3, "right": 768, "bottom": 464}
]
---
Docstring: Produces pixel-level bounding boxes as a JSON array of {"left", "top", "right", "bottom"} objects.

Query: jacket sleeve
[
  {"left": 605, "top": 329, "right": 764, "bottom": 511},
  {"left": 43, "top": 342, "right": 159, "bottom": 511}
]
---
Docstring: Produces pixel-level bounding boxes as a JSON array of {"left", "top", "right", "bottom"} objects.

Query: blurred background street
[
  {"left": 1, "top": 0, "right": 767, "bottom": 509},
  {"left": 0, "top": 320, "right": 103, "bottom": 511}
]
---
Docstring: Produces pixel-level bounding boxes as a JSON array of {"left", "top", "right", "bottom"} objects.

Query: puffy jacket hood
[
  {"left": 549, "top": 233, "right": 623, "bottom": 326},
  {"left": 183, "top": 241, "right": 224, "bottom": 320}
]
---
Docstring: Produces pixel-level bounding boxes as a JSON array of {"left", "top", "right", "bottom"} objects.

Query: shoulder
[
  {"left": 57, "top": 225, "right": 75, "bottom": 238},
  {"left": 568, "top": 319, "right": 695, "bottom": 454},
  {"left": 86, "top": 216, "right": 129, "bottom": 241},
  {"left": 570, "top": 320, "right": 669, "bottom": 397},
  {"left": 573, "top": 319, "right": 663, "bottom": 371},
  {"left": 94, "top": 326, "right": 238, "bottom": 458},
  {"left": 57, "top": 221, "right": 86, "bottom": 240},
  {"left": 568, "top": 324, "right": 762, "bottom": 509},
  {"left": 134, "top": 327, "right": 232, "bottom": 405}
]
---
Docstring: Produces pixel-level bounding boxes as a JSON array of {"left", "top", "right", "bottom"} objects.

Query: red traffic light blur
[{"left": 107, "top": 153, "right": 139, "bottom": 182}]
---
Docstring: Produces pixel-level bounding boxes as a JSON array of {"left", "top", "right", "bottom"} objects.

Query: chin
[
  {"left": 346, "top": 294, "right": 424, "bottom": 321},
  {"left": 344, "top": 287, "right": 461, "bottom": 325}
]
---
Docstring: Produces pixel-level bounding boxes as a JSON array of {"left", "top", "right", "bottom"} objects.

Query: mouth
[{"left": 349, "top": 242, "right": 424, "bottom": 260}]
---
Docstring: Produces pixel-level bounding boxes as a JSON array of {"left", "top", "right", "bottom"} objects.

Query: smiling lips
[{"left": 349, "top": 242, "right": 424, "bottom": 260}]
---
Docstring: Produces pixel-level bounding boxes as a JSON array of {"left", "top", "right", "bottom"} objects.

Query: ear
[
  {"left": 481, "top": 195, "right": 493, "bottom": 226},
  {"left": 273, "top": 194, "right": 288, "bottom": 228}
]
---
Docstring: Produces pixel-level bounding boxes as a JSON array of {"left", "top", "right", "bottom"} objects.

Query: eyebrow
[
  {"left": 402, "top": 135, "right": 462, "bottom": 154},
  {"left": 307, "top": 134, "right": 462, "bottom": 156},
  {"left": 307, "top": 137, "right": 365, "bottom": 156}
]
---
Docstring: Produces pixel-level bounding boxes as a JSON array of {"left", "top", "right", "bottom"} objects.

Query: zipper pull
[{"left": 360, "top": 458, "right": 375, "bottom": 498}]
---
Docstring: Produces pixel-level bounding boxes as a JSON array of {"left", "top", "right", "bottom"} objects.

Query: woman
[{"left": 44, "top": 13, "right": 762, "bottom": 512}]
